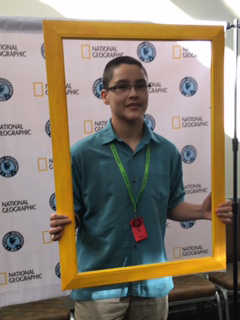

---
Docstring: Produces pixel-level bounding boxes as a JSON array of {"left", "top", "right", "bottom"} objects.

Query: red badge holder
[{"left": 130, "top": 217, "right": 148, "bottom": 242}]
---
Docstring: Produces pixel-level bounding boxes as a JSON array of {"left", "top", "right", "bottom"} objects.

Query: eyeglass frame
[{"left": 106, "top": 81, "right": 151, "bottom": 94}]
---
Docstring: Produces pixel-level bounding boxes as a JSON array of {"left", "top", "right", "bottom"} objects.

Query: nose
[{"left": 128, "top": 85, "right": 138, "bottom": 95}]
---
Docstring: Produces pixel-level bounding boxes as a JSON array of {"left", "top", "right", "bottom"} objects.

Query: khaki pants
[{"left": 74, "top": 296, "right": 168, "bottom": 320}]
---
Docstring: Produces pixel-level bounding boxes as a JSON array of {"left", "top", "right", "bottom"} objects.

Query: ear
[{"left": 101, "top": 89, "right": 110, "bottom": 105}]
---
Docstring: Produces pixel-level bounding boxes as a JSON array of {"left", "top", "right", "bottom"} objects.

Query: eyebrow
[{"left": 113, "top": 79, "right": 147, "bottom": 84}]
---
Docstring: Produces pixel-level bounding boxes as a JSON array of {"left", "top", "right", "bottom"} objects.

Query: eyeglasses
[{"left": 107, "top": 82, "right": 151, "bottom": 94}]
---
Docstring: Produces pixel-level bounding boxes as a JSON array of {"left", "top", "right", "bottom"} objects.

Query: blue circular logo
[
  {"left": 41, "top": 43, "right": 45, "bottom": 59},
  {"left": 180, "top": 221, "right": 196, "bottom": 229},
  {"left": 0, "top": 78, "right": 14, "bottom": 102},
  {"left": 137, "top": 42, "right": 156, "bottom": 63},
  {"left": 92, "top": 78, "right": 103, "bottom": 99},
  {"left": 179, "top": 77, "right": 198, "bottom": 97},
  {"left": 55, "top": 262, "right": 61, "bottom": 279},
  {"left": 0, "top": 156, "right": 19, "bottom": 178},
  {"left": 2, "top": 231, "right": 24, "bottom": 252},
  {"left": 45, "top": 120, "right": 51, "bottom": 137},
  {"left": 181, "top": 145, "right": 197, "bottom": 164},
  {"left": 49, "top": 193, "right": 56, "bottom": 211},
  {"left": 144, "top": 114, "right": 156, "bottom": 131}
]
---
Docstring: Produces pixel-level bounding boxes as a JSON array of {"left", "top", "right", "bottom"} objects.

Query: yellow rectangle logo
[
  {"left": 172, "top": 116, "right": 181, "bottom": 129},
  {"left": 33, "top": 82, "right": 44, "bottom": 97},
  {"left": 84, "top": 120, "right": 94, "bottom": 135},
  {"left": 172, "top": 45, "right": 182, "bottom": 59},
  {"left": 37, "top": 158, "right": 48, "bottom": 172},
  {"left": 81, "top": 44, "right": 91, "bottom": 59},
  {"left": 42, "top": 231, "right": 52, "bottom": 244},
  {"left": 0, "top": 272, "right": 8, "bottom": 286},
  {"left": 173, "top": 247, "right": 182, "bottom": 258}
]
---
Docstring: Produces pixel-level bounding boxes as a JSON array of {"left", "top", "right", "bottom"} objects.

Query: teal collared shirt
[{"left": 71, "top": 121, "right": 185, "bottom": 301}]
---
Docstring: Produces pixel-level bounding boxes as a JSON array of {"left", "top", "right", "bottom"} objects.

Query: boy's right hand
[{"left": 49, "top": 213, "right": 72, "bottom": 241}]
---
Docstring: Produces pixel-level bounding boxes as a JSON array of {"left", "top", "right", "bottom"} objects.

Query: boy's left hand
[{"left": 201, "top": 193, "right": 233, "bottom": 224}]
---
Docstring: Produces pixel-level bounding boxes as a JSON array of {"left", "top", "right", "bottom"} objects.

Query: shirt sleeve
[
  {"left": 71, "top": 151, "right": 86, "bottom": 220},
  {"left": 167, "top": 148, "right": 185, "bottom": 212}
]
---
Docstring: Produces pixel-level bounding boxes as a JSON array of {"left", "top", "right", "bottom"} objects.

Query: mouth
[{"left": 126, "top": 103, "right": 142, "bottom": 108}]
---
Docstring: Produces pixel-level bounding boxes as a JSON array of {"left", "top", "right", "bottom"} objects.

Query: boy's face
[{"left": 101, "top": 64, "right": 148, "bottom": 124}]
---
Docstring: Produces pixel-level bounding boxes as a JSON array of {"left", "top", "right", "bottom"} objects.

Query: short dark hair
[{"left": 102, "top": 56, "right": 148, "bottom": 89}]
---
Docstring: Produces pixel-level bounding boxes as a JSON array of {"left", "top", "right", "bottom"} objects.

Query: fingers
[
  {"left": 50, "top": 229, "right": 64, "bottom": 241},
  {"left": 49, "top": 213, "right": 72, "bottom": 241},
  {"left": 216, "top": 200, "right": 233, "bottom": 225},
  {"left": 206, "top": 192, "right": 211, "bottom": 200},
  {"left": 216, "top": 200, "right": 232, "bottom": 213},
  {"left": 50, "top": 213, "right": 72, "bottom": 227},
  {"left": 49, "top": 224, "right": 65, "bottom": 235},
  {"left": 217, "top": 200, "right": 232, "bottom": 207},
  {"left": 217, "top": 212, "right": 233, "bottom": 224}
]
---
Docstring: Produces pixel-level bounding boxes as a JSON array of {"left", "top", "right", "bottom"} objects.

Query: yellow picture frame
[{"left": 43, "top": 20, "right": 225, "bottom": 290}]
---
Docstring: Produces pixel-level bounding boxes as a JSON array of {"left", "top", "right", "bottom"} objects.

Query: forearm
[{"left": 168, "top": 201, "right": 204, "bottom": 221}]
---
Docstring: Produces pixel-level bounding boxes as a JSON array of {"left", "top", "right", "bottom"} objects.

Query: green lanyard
[{"left": 110, "top": 143, "right": 151, "bottom": 213}]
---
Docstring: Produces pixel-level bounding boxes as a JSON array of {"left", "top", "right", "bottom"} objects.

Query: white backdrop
[{"left": 0, "top": 18, "right": 212, "bottom": 307}]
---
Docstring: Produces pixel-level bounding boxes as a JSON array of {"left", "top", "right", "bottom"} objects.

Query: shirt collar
[
  {"left": 145, "top": 122, "right": 159, "bottom": 144},
  {"left": 100, "top": 119, "right": 160, "bottom": 145},
  {"left": 100, "top": 120, "right": 119, "bottom": 145}
]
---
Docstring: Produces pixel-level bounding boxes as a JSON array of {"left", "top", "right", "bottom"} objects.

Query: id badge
[{"left": 130, "top": 217, "right": 148, "bottom": 242}]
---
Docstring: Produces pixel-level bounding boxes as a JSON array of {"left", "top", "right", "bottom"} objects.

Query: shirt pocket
[{"left": 147, "top": 168, "right": 170, "bottom": 202}]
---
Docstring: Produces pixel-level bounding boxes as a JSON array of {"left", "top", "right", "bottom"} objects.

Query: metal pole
[{"left": 228, "top": 18, "right": 240, "bottom": 320}]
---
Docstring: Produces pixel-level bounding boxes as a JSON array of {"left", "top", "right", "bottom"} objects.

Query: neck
[{"left": 111, "top": 117, "right": 144, "bottom": 151}]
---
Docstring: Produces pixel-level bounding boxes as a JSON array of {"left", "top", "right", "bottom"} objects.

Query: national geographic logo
[
  {"left": 0, "top": 43, "right": 27, "bottom": 57},
  {"left": 172, "top": 45, "right": 196, "bottom": 59},
  {"left": 84, "top": 120, "right": 108, "bottom": 135},
  {"left": 41, "top": 43, "right": 45, "bottom": 59},
  {"left": 81, "top": 44, "right": 124, "bottom": 59},
  {"left": 49, "top": 193, "right": 56, "bottom": 211},
  {"left": 172, "top": 116, "right": 208, "bottom": 130},
  {"left": 1, "top": 200, "right": 37, "bottom": 214},
  {"left": 2, "top": 231, "right": 24, "bottom": 252},
  {"left": 55, "top": 262, "right": 61, "bottom": 279},
  {"left": 0, "top": 268, "right": 42, "bottom": 286},
  {"left": 181, "top": 145, "right": 197, "bottom": 164},
  {"left": 185, "top": 184, "right": 208, "bottom": 195},
  {"left": 33, "top": 82, "right": 79, "bottom": 97},
  {"left": 180, "top": 221, "right": 196, "bottom": 229},
  {"left": 0, "top": 123, "right": 32, "bottom": 136},
  {"left": 92, "top": 78, "right": 103, "bottom": 99},
  {"left": 148, "top": 82, "right": 167, "bottom": 94},
  {"left": 37, "top": 157, "right": 53, "bottom": 172},
  {"left": 0, "top": 78, "right": 14, "bottom": 101},
  {"left": 137, "top": 41, "right": 156, "bottom": 63},
  {"left": 144, "top": 114, "right": 156, "bottom": 131},
  {"left": 0, "top": 156, "right": 19, "bottom": 178},
  {"left": 179, "top": 77, "right": 198, "bottom": 97},
  {"left": 173, "top": 245, "right": 209, "bottom": 259},
  {"left": 45, "top": 120, "right": 51, "bottom": 137}
]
